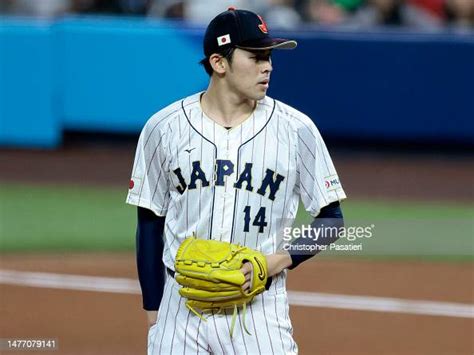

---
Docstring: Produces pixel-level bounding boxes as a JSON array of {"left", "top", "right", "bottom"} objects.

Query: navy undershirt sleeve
[
  {"left": 288, "top": 201, "right": 344, "bottom": 269},
  {"left": 136, "top": 207, "right": 166, "bottom": 311}
]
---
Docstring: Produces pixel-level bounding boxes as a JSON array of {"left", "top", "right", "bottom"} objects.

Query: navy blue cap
[{"left": 203, "top": 7, "right": 297, "bottom": 57}]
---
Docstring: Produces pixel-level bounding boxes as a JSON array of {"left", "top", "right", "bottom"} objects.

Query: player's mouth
[{"left": 258, "top": 79, "right": 270, "bottom": 89}]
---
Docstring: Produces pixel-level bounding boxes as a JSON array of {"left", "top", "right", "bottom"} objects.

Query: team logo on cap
[
  {"left": 217, "top": 34, "right": 231, "bottom": 46},
  {"left": 257, "top": 15, "right": 268, "bottom": 34}
]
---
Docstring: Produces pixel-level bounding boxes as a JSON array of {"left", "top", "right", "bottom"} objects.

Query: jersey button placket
[
  {"left": 213, "top": 132, "right": 230, "bottom": 240},
  {"left": 220, "top": 143, "right": 237, "bottom": 240}
]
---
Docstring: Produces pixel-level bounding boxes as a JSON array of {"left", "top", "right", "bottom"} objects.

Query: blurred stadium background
[{"left": 0, "top": 0, "right": 473, "bottom": 354}]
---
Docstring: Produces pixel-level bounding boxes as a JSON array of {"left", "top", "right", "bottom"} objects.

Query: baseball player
[{"left": 127, "top": 7, "right": 346, "bottom": 354}]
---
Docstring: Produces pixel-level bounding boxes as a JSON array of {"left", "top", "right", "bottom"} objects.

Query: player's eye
[{"left": 252, "top": 55, "right": 271, "bottom": 62}]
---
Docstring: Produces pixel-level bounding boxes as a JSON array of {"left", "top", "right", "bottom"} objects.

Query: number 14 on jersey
[{"left": 243, "top": 206, "right": 268, "bottom": 233}]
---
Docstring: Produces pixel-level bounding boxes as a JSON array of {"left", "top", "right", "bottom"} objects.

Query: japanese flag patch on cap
[{"left": 217, "top": 34, "right": 231, "bottom": 46}]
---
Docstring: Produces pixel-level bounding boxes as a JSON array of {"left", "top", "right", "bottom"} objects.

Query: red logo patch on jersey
[
  {"left": 129, "top": 179, "right": 135, "bottom": 189},
  {"left": 257, "top": 15, "right": 268, "bottom": 34},
  {"left": 325, "top": 176, "right": 340, "bottom": 190}
]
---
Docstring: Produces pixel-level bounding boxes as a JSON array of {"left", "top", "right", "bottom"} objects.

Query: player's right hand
[{"left": 146, "top": 310, "right": 158, "bottom": 328}]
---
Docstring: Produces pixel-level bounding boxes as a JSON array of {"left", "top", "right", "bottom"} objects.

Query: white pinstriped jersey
[{"left": 126, "top": 92, "right": 346, "bottom": 271}]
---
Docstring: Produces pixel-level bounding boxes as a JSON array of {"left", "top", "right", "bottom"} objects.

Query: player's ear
[{"left": 209, "top": 53, "right": 226, "bottom": 75}]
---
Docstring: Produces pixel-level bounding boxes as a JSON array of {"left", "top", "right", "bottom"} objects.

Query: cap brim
[{"left": 236, "top": 38, "right": 297, "bottom": 51}]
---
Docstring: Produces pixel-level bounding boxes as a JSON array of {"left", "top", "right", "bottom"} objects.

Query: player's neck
[{"left": 201, "top": 82, "right": 256, "bottom": 128}]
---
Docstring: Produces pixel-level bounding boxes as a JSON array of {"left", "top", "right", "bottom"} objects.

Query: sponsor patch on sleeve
[{"left": 324, "top": 174, "right": 342, "bottom": 192}]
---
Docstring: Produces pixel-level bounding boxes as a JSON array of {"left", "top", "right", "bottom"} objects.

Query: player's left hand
[
  {"left": 240, "top": 252, "right": 293, "bottom": 292},
  {"left": 265, "top": 252, "right": 293, "bottom": 278}
]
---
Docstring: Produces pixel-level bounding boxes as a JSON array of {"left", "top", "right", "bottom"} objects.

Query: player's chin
[
  {"left": 253, "top": 88, "right": 268, "bottom": 100},
  {"left": 243, "top": 87, "right": 267, "bottom": 101},
  {"left": 254, "top": 92, "right": 267, "bottom": 100}
]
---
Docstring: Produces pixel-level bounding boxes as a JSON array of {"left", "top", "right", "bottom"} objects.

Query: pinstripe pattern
[
  {"left": 148, "top": 279, "right": 171, "bottom": 354},
  {"left": 150, "top": 276, "right": 210, "bottom": 354},
  {"left": 169, "top": 294, "right": 182, "bottom": 353},
  {"left": 223, "top": 309, "right": 238, "bottom": 355},
  {"left": 241, "top": 117, "right": 255, "bottom": 247},
  {"left": 262, "top": 296, "right": 275, "bottom": 354},
  {"left": 155, "top": 277, "right": 174, "bottom": 354},
  {"left": 183, "top": 308, "right": 191, "bottom": 354},
  {"left": 255, "top": 119, "right": 268, "bottom": 250},
  {"left": 268, "top": 114, "right": 280, "bottom": 255},
  {"left": 274, "top": 293, "right": 286, "bottom": 354},
  {"left": 203, "top": 289, "right": 294, "bottom": 355},
  {"left": 196, "top": 316, "right": 202, "bottom": 355},
  {"left": 128, "top": 92, "right": 346, "bottom": 354},
  {"left": 211, "top": 311, "right": 226, "bottom": 354},
  {"left": 198, "top": 113, "right": 204, "bottom": 235},
  {"left": 137, "top": 132, "right": 165, "bottom": 206},
  {"left": 248, "top": 303, "right": 262, "bottom": 354},
  {"left": 186, "top": 111, "right": 191, "bottom": 233},
  {"left": 236, "top": 307, "right": 249, "bottom": 355}
]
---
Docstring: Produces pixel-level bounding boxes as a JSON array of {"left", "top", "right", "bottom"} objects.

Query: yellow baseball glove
[{"left": 174, "top": 236, "right": 268, "bottom": 336}]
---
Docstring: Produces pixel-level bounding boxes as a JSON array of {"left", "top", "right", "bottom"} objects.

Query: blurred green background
[{"left": 1, "top": 183, "right": 472, "bottom": 261}]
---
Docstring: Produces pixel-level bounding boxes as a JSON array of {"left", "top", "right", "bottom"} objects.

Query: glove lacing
[{"left": 185, "top": 302, "right": 252, "bottom": 338}]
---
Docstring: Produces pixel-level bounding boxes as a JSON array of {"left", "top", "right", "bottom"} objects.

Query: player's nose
[{"left": 261, "top": 60, "right": 273, "bottom": 73}]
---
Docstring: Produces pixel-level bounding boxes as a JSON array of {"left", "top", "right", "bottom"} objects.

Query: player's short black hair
[{"left": 199, "top": 47, "right": 236, "bottom": 76}]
